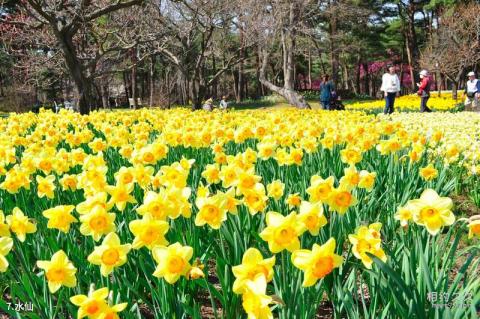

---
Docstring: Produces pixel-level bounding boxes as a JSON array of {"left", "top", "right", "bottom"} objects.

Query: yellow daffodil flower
[
  {"left": 106, "top": 182, "right": 136, "bottom": 211},
  {"left": 36, "top": 175, "right": 56, "bottom": 199},
  {"left": 152, "top": 242, "right": 193, "bottom": 284},
  {"left": 242, "top": 183, "right": 269, "bottom": 215},
  {"left": 327, "top": 186, "right": 357, "bottom": 215},
  {"left": 266, "top": 179, "right": 285, "bottom": 200},
  {"left": 349, "top": 223, "right": 387, "bottom": 269},
  {"left": 36, "top": 250, "right": 77, "bottom": 293},
  {"left": 241, "top": 274, "right": 273, "bottom": 319},
  {"left": 232, "top": 248, "right": 275, "bottom": 294},
  {"left": 306, "top": 175, "right": 335, "bottom": 203},
  {"left": 419, "top": 164, "right": 438, "bottom": 181},
  {"left": 0, "top": 237, "right": 13, "bottom": 272},
  {"left": 467, "top": 218, "right": 480, "bottom": 239},
  {"left": 358, "top": 170, "right": 376, "bottom": 191},
  {"left": 409, "top": 189, "right": 455, "bottom": 235},
  {"left": 6, "top": 207, "right": 37, "bottom": 242},
  {"left": 291, "top": 238, "right": 343, "bottom": 287},
  {"left": 87, "top": 232, "right": 131, "bottom": 276},
  {"left": 201, "top": 164, "right": 221, "bottom": 184},
  {"left": 297, "top": 201, "right": 327, "bottom": 236},
  {"left": 0, "top": 210, "right": 10, "bottom": 237},
  {"left": 394, "top": 203, "right": 415, "bottom": 227},
  {"left": 79, "top": 206, "right": 116, "bottom": 241},
  {"left": 70, "top": 287, "right": 109, "bottom": 319},
  {"left": 286, "top": 193, "right": 302, "bottom": 208},
  {"left": 259, "top": 211, "right": 305, "bottom": 253},
  {"left": 194, "top": 194, "right": 228, "bottom": 229},
  {"left": 129, "top": 214, "right": 169, "bottom": 249},
  {"left": 42, "top": 205, "right": 77, "bottom": 233}
]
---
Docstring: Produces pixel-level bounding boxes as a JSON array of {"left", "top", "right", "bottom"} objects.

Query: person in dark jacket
[
  {"left": 330, "top": 91, "right": 345, "bottom": 110},
  {"left": 417, "top": 70, "right": 432, "bottom": 112},
  {"left": 319, "top": 75, "right": 335, "bottom": 110}
]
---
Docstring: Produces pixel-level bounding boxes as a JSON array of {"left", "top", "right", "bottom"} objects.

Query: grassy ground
[
  {"left": 176, "top": 98, "right": 354, "bottom": 111},
  {"left": 228, "top": 95, "right": 464, "bottom": 114},
  {"left": 0, "top": 93, "right": 465, "bottom": 115}
]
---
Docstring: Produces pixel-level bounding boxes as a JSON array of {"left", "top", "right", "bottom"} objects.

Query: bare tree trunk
[
  {"left": 62, "top": 78, "right": 68, "bottom": 102},
  {"left": 283, "top": 6, "right": 296, "bottom": 92},
  {"left": 308, "top": 49, "right": 312, "bottom": 89},
  {"left": 406, "top": 3, "right": 419, "bottom": 75},
  {"left": 0, "top": 74, "right": 4, "bottom": 97},
  {"left": 452, "top": 68, "right": 465, "bottom": 100},
  {"left": 436, "top": 69, "right": 442, "bottom": 96},
  {"left": 184, "top": 78, "right": 189, "bottom": 104},
  {"left": 329, "top": 1, "right": 339, "bottom": 84},
  {"left": 318, "top": 51, "right": 326, "bottom": 76},
  {"left": 355, "top": 54, "right": 361, "bottom": 94},
  {"left": 233, "top": 71, "right": 239, "bottom": 101},
  {"left": 343, "top": 63, "right": 349, "bottom": 90},
  {"left": 237, "top": 26, "right": 245, "bottom": 102},
  {"left": 452, "top": 81, "right": 458, "bottom": 100},
  {"left": 190, "top": 78, "right": 207, "bottom": 110},
  {"left": 245, "top": 74, "right": 249, "bottom": 98},
  {"left": 259, "top": 49, "right": 310, "bottom": 109},
  {"left": 371, "top": 76, "right": 376, "bottom": 97},
  {"left": 131, "top": 47, "right": 138, "bottom": 109},
  {"left": 75, "top": 76, "right": 94, "bottom": 114},
  {"left": 100, "top": 82, "right": 109, "bottom": 109},
  {"left": 190, "top": 80, "right": 197, "bottom": 110},
  {"left": 405, "top": 38, "right": 415, "bottom": 91},
  {"left": 312, "top": 39, "right": 327, "bottom": 76},
  {"left": 212, "top": 55, "right": 218, "bottom": 99},
  {"left": 350, "top": 79, "right": 356, "bottom": 94},
  {"left": 400, "top": 62, "right": 404, "bottom": 95},
  {"left": 254, "top": 1, "right": 318, "bottom": 105},
  {"left": 175, "top": 71, "right": 181, "bottom": 105},
  {"left": 399, "top": 2, "right": 419, "bottom": 92},
  {"left": 256, "top": 47, "right": 264, "bottom": 97},
  {"left": 293, "top": 62, "right": 297, "bottom": 90},
  {"left": 149, "top": 55, "right": 155, "bottom": 107},
  {"left": 141, "top": 70, "right": 146, "bottom": 100},
  {"left": 53, "top": 30, "right": 95, "bottom": 114},
  {"left": 362, "top": 62, "right": 369, "bottom": 95},
  {"left": 123, "top": 72, "right": 130, "bottom": 100}
]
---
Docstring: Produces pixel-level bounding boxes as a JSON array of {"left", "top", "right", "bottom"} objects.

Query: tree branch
[{"left": 84, "top": 0, "right": 144, "bottom": 22}]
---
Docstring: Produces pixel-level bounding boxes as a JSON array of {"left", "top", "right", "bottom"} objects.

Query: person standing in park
[
  {"left": 464, "top": 71, "right": 479, "bottom": 111},
  {"left": 417, "top": 70, "right": 432, "bottom": 112},
  {"left": 380, "top": 64, "right": 401, "bottom": 114},
  {"left": 319, "top": 75, "right": 335, "bottom": 110},
  {"left": 219, "top": 96, "right": 228, "bottom": 110}
]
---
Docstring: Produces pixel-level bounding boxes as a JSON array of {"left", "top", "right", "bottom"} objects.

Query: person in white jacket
[
  {"left": 219, "top": 96, "right": 228, "bottom": 110},
  {"left": 380, "top": 65, "right": 401, "bottom": 114},
  {"left": 464, "top": 71, "right": 479, "bottom": 111}
]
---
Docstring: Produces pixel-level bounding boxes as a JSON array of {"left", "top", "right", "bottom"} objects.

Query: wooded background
[{"left": 0, "top": 0, "right": 479, "bottom": 113}]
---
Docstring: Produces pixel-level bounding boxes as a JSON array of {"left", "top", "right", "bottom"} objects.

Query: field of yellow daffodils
[
  {"left": 0, "top": 108, "right": 479, "bottom": 319},
  {"left": 346, "top": 93, "right": 461, "bottom": 111}
]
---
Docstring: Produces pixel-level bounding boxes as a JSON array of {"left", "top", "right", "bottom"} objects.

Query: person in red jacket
[{"left": 416, "top": 70, "right": 432, "bottom": 112}]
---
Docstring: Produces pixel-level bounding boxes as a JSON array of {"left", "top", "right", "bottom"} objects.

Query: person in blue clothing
[{"left": 319, "top": 74, "right": 335, "bottom": 110}]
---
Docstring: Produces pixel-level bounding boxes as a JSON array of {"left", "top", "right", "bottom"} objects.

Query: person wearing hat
[
  {"left": 464, "top": 71, "right": 479, "bottom": 111},
  {"left": 416, "top": 70, "right": 432, "bottom": 112},
  {"left": 202, "top": 98, "right": 214, "bottom": 111},
  {"left": 380, "top": 64, "right": 401, "bottom": 114}
]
